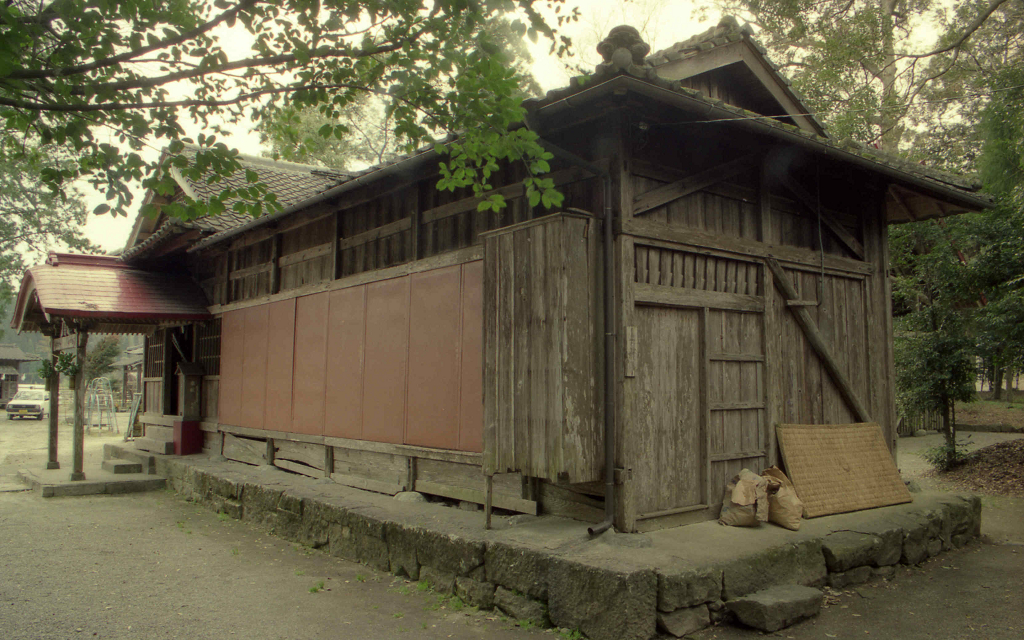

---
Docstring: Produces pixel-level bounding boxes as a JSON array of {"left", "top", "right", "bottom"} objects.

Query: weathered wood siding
[
  {"left": 482, "top": 213, "right": 602, "bottom": 484},
  {"left": 620, "top": 137, "right": 892, "bottom": 531}
]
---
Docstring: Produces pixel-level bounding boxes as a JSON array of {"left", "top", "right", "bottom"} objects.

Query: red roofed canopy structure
[
  {"left": 10, "top": 252, "right": 212, "bottom": 482},
  {"left": 11, "top": 252, "right": 211, "bottom": 335}
]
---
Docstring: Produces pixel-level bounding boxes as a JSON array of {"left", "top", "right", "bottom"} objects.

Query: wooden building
[
  {"left": 0, "top": 343, "right": 37, "bottom": 407},
  {"left": 13, "top": 21, "right": 990, "bottom": 530}
]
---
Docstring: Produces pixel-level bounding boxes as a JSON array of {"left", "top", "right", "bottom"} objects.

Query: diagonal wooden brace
[{"left": 766, "top": 258, "right": 872, "bottom": 422}]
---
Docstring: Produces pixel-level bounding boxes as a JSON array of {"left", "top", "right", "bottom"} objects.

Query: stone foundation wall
[{"left": 146, "top": 453, "right": 981, "bottom": 640}]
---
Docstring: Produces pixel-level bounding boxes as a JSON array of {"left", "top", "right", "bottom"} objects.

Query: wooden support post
[
  {"left": 266, "top": 437, "right": 275, "bottom": 466},
  {"left": 324, "top": 444, "right": 334, "bottom": 478},
  {"left": 766, "top": 258, "right": 872, "bottom": 423},
  {"left": 269, "top": 233, "right": 281, "bottom": 294},
  {"left": 484, "top": 474, "right": 494, "bottom": 530},
  {"left": 71, "top": 330, "right": 88, "bottom": 481},
  {"left": 330, "top": 212, "right": 340, "bottom": 280},
  {"left": 47, "top": 337, "right": 59, "bottom": 470},
  {"left": 406, "top": 456, "right": 416, "bottom": 492}
]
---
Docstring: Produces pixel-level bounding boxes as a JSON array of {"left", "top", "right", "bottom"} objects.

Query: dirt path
[
  {"left": 3, "top": 419, "right": 1023, "bottom": 639},
  {"left": 0, "top": 490, "right": 549, "bottom": 640},
  {"left": 897, "top": 431, "right": 1024, "bottom": 545}
]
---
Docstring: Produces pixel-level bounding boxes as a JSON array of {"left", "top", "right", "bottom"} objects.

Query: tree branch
[
  {"left": 55, "top": 28, "right": 424, "bottom": 96},
  {"left": 900, "top": 0, "right": 1012, "bottom": 60},
  {"left": 9, "top": 0, "right": 260, "bottom": 81}
]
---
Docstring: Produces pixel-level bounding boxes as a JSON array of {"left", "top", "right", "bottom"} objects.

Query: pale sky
[{"left": 81, "top": 1, "right": 709, "bottom": 252}]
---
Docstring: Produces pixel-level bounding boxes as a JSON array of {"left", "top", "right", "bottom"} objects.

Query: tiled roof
[
  {"left": 646, "top": 17, "right": 826, "bottom": 139},
  {"left": 524, "top": 27, "right": 987, "bottom": 205},
  {"left": 152, "top": 23, "right": 989, "bottom": 255},
  {"left": 0, "top": 344, "right": 36, "bottom": 362},
  {"left": 11, "top": 253, "right": 212, "bottom": 332},
  {"left": 122, "top": 147, "right": 348, "bottom": 260},
  {"left": 188, "top": 143, "right": 438, "bottom": 251}
]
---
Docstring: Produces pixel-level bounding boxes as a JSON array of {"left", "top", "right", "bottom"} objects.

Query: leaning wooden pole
[
  {"left": 46, "top": 338, "right": 60, "bottom": 470},
  {"left": 765, "top": 258, "right": 873, "bottom": 423},
  {"left": 70, "top": 330, "right": 88, "bottom": 481}
]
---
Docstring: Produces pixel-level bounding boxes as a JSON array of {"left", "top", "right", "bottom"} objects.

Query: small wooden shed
[{"left": 17, "top": 21, "right": 990, "bottom": 531}]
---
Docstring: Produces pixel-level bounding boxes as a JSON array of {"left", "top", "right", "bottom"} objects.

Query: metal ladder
[{"left": 85, "top": 377, "right": 119, "bottom": 433}]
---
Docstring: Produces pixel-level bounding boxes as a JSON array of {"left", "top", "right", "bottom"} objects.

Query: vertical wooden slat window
[
  {"left": 194, "top": 319, "right": 222, "bottom": 375},
  {"left": 146, "top": 329, "right": 165, "bottom": 378}
]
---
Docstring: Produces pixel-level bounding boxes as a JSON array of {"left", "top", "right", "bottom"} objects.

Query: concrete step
[
  {"left": 725, "top": 585, "right": 822, "bottom": 632},
  {"left": 101, "top": 459, "right": 142, "bottom": 474},
  {"left": 135, "top": 437, "right": 174, "bottom": 455},
  {"left": 103, "top": 443, "right": 158, "bottom": 474},
  {"left": 17, "top": 468, "right": 167, "bottom": 498}
]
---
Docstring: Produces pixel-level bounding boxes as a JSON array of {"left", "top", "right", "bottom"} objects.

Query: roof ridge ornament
[{"left": 595, "top": 25, "right": 653, "bottom": 79}]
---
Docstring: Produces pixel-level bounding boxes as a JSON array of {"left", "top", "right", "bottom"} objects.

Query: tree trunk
[
  {"left": 877, "top": 0, "right": 903, "bottom": 152},
  {"left": 1006, "top": 369, "right": 1014, "bottom": 404},
  {"left": 941, "top": 398, "right": 955, "bottom": 470},
  {"left": 993, "top": 366, "right": 1004, "bottom": 400}
]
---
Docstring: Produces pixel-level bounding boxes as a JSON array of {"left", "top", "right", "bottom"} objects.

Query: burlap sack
[
  {"left": 718, "top": 468, "right": 768, "bottom": 527},
  {"left": 763, "top": 466, "right": 803, "bottom": 530}
]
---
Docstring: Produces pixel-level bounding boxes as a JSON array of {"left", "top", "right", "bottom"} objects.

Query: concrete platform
[
  {"left": 17, "top": 464, "right": 166, "bottom": 498},
  {"left": 105, "top": 443, "right": 982, "bottom": 640}
]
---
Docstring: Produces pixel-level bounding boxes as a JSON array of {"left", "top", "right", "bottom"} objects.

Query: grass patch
[
  {"left": 295, "top": 569, "right": 305, "bottom": 576},
  {"left": 355, "top": 574, "right": 366, "bottom": 583},
  {"left": 416, "top": 579, "right": 431, "bottom": 592},
  {"left": 309, "top": 581, "right": 325, "bottom": 594},
  {"left": 231, "top": 547, "right": 239, "bottom": 556}
]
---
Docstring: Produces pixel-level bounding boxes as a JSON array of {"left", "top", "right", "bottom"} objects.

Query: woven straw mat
[{"left": 776, "top": 423, "right": 911, "bottom": 518}]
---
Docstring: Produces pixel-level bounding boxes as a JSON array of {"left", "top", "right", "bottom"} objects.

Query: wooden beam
[
  {"left": 633, "top": 283, "right": 764, "bottom": 313},
  {"left": 71, "top": 330, "right": 89, "bottom": 481},
  {"left": 780, "top": 175, "right": 865, "bottom": 260},
  {"left": 738, "top": 44, "right": 826, "bottom": 137},
  {"left": 623, "top": 216, "right": 872, "bottom": 276},
  {"left": 338, "top": 216, "right": 411, "bottom": 250},
  {"left": 765, "top": 258, "right": 872, "bottom": 422},
  {"left": 330, "top": 212, "right": 340, "bottom": 280},
  {"left": 227, "top": 262, "right": 273, "bottom": 280},
  {"left": 208, "top": 245, "right": 483, "bottom": 316},
  {"left": 632, "top": 153, "right": 761, "bottom": 216},
  {"left": 887, "top": 186, "right": 917, "bottom": 222},
  {"left": 269, "top": 234, "right": 280, "bottom": 294},
  {"left": 277, "top": 242, "right": 332, "bottom": 268}
]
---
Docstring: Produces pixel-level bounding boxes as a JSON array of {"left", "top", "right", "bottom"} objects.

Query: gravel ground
[{"left": 3, "top": 417, "right": 1023, "bottom": 639}]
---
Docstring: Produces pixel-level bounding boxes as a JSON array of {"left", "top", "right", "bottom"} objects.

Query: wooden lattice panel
[{"left": 776, "top": 423, "right": 911, "bottom": 518}]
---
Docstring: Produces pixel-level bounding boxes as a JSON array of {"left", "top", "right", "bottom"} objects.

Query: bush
[{"left": 922, "top": 439, "right": 974, "bottom": 472}]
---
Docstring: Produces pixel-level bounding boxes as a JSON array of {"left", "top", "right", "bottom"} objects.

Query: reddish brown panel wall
[
  {"left": 218, "top": 309, "right": 245, "bottom": 427},
  {"left": 362, "top": 278, "right": 409, "bottom": 444},
  {"left": 239, "top": 305, "right": 269, "bottom": 430},
  {"left": 459, "top": 260, "right": 484, "bottom": 452},
  {"left": 216, "top": 260, "right": 484, "bottom": 452},
  {"left": 324, "top": 287, "right": 366, "bottom": 440},
  {"left": 406, "top": 265, "right": 463, "bottom": 450},
  {"left": 265, "top": 299, "right": 296, "bottom": 430},
  {"left": 291, "top": 293, "right": 329, "bottom": 435}
]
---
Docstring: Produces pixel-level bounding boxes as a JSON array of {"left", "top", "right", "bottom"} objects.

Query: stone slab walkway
[
  {"left": 18, "top": 463, "right": 166, "bottom": 497},
  {"left": 108, "top": 444, "right": 981, "bottom": 640}
]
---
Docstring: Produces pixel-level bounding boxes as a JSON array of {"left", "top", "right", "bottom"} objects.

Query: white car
[{"left": 6, "top": 389, "right": 47, "bottom": 420}]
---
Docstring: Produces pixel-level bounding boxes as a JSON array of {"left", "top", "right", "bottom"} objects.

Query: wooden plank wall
[
  {"left": 482, "top": 214, "right": 602, "bottom": 484},
  {"left": 621, "top": 137, "right": 890, "bottom": 531}
]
